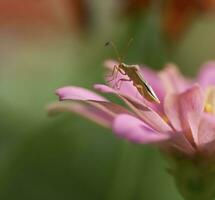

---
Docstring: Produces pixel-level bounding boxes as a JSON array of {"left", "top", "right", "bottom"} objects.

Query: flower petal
[
  {"left": 113, "top": 114, "right": 170, "bottom": 144},
  {"left": 48, "top": 99, "right": 132, "bottom": 128},
  {"left": 164, "top": 84, "right": 204, "bottom": 145},
  {"left": 104, "top": 59, "right": 118, "bottom": 71},
  {"left": 94, "top": 84, "right": 117, "bottom": 94},
  {"left": 51, "top": 85, "right": 132, "bottom": 129},
  {"left": 47, "top": 101, "right": 113, "bottom": 128},
  {"left": 159, "top": 63, "right": 190, "bottom": 94},
  {"left": 56, "top": 86, "right": 108, "bottom": 101},
  {"left": 164, "top": 93, "right": 182, "bottom": 132},
  {"left": 198, "top": 61, "right": 215, "bottom": 88},
  {"left": 198, "top": 113, "right": 215, "bottom": 154},
  {"left": 94, "top": 84, "right": 172, "bottom": 133}
]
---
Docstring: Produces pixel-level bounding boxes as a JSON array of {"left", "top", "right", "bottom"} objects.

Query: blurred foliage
[{"left": 0, "top": 1, "right": 215, "bottom": 200}]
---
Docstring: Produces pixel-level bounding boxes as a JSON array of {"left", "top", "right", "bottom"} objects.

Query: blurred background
[{"left": 0, "top": 0, "right": 215, "bottom": 199}]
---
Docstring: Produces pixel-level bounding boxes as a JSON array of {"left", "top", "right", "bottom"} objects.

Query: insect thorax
[{"left": 120, "top": 63, "right": 139, "bottom": 71}]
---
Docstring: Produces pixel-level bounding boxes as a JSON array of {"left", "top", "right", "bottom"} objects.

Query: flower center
[
  {"left": 204, "top": 87, "right": 215, "bottom": 114},
  {"left": 205, "top": 103, "right": 213, "bottom": 113}
]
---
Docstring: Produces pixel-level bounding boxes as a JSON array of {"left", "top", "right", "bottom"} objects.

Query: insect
[{"left": 105, "top": 41, "right": 160, "bottom": 104}]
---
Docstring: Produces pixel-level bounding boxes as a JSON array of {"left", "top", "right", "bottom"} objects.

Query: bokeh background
[{"left": 0, "top": 0, "right": 215, "bottom": 199}]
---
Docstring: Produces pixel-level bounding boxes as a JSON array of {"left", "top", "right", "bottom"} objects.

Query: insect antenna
[
  {"left": 105, "top": 41, "right": 122, "bottom": 64},
  {"left": 105, "top": 38, "right": 133, "bottom": 63},
  {"left": 121, "top": 38, "right": 133, "bottom": 62},
  {"left": 105, "top": 41, "right": 123, "bottom": 86}
]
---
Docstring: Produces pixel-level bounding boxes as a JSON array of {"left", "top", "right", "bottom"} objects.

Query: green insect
[{"left": 105, "top": 41, "right": 160, "bottom": 104}]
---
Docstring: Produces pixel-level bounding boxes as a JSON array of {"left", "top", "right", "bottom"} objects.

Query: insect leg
[
  {"left": 114, "top": 78, "right": 131, "bottom": 89},
  {"left": 107, "top": 65, "right": 126, "bottom": 85},
  {"left": 118, "top": 68, "right": 126, "bottom": 75},
  {"left": 106, "top": 65, "right": 119, "bottom": 83},
  {"left": 106, "top": 65, "right": 117, "bottom": 77},
  {"left": 114, "top": 67, "right": 127, "bottom": 83},
  {"left": 133, "top": 83, "right": 145, "bottom": 98},
  {"left": 135, "top": 84, "right": 144, "bottom": 96}
]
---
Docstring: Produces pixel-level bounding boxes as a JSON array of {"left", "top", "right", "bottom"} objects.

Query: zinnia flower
[
  {"left": 49, "top": 60, "right": 215, "bottom": 157},
  {"left": 48, "top": 60, "right": 215, "bottom": 200}
]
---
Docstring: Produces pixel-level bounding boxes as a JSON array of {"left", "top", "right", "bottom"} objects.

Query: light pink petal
[
  {"left": 198, "top": 113, "right": 215, "bottom": 154},
  {"left": 164, "top": 84, "right": 204, "bottom": 145},
  {"left": 121, "top": 96, "right": 172, "bottom": 133},
  {"left": 104, "top": 59, "right": 118, "bottom": 71},
  {"left": 94, "top": 84, "right": 172, "bottom": 133},
  {"left": 47, "top": 102, "right": 113, "bottom": 128},
  {"left": 179, "top": 85, "right": 204, "bottom": 145},
  {"left": 56, "top": 86, "right": 108, "bottom": 101},
  {"left": 159, "top": 63, "right": 190, "bottom": 94},
  {"left": 120, "top": 97, "right": 195, "bottom": 154},
  {"left": 94, "top": 84, "right": 117, "bottom": 94},
  {"left": 88, "top": 100, "right": 132, "bottom": 117},
  {"left": 48, "top": 100, "right": 132, "bottom": 129},
  {"left": 164, "top": 94, "right": 182, "bottom": 132},
  {"left": 113, "top": 114, "right": 170, "bottom": 144},
  {"left": 198, "top": 61, "right": 215, "bottom": 88},
  {"left": 50, "top": 84, "right": 132, "bottom": 129},
  {"left": 94, "top": 84, "right": 196, "bottom": 154}
]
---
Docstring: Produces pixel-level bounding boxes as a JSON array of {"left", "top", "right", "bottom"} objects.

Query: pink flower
[{"left": 48, "top": 60, "right": 215, "bottom": 157}]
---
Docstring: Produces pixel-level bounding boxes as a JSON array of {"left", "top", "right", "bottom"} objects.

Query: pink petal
[
  {"left": 159, "top": 63, "right": 190, "bottom": 94},
  {"left": 164, "top": 84, "right": 204, "bottom": 145},
  {"left": 198, "top": 61, "right": 215, "bottom": 88},
  {"left": 88, "top": 100, "right": 132, "bottom": 117},
  {"left": 179, "top": 85, "right": 204, "bottom": 145},
  {"left": 56, "top": 86, "right": 108, "bottom": 102},
  {"left": 113, "top": 114, "right": 170, "bottom": 144},
  {"left": 198, "top": 113, "right": 215, "bottom": 154},
  {"left": 48, "top": 100, "right": 132, "bottom": 129},
  {"left": 47, "top": 102, "right": 113, "bottom": 128},
  {"left": 104, "top": 59, "right": 118, "bottom": 70},
  {"left": 164, "top": 94, "right": 182, "bottom": 132},
  {"left": 121, "top": 96, "right": 172, "bottom": 133},
  {"left": 51, "top": 84, "right": 132, "bottom": 129},
  {"left": 94, "top": 84, "right": 172, "bottom": 133},
  {"left": 94, "top": 84, "right": 117, "bottom": 94}
]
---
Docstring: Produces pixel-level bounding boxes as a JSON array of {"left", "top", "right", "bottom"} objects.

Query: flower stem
[{"left": 167, "top": 154, "right": 215, "bottom": 200}]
